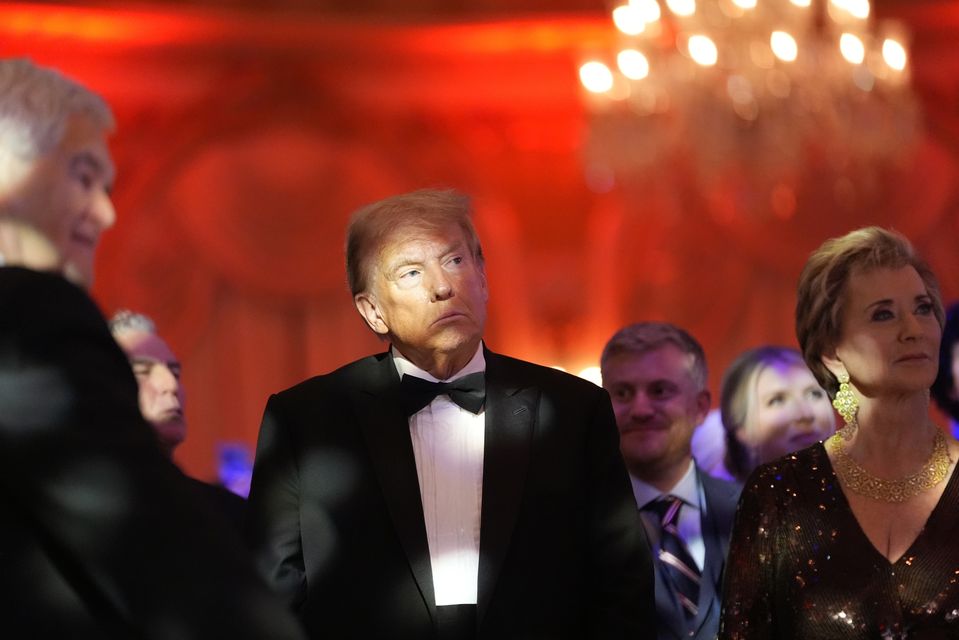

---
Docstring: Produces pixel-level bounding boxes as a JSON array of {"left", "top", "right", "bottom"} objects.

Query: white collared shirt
[
  {"left": 631, "top": 460, "right": 706, "bottom": 571},
  {"left": 393, "top": 344, "right": 486, "bottom": 606}
]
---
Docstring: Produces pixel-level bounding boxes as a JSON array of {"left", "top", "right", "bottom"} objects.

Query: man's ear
[
  {"left": 354, "top": 292, "right": 389, "bottom": 335},
  {"left": 479, "top": 266, "right": 489, "bottom": 303},
  {"left": 695, "top": 389, "right": 711, "bottom": 425}
]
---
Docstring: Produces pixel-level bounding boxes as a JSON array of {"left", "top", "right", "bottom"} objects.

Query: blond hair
[{"left": 601, "top": 322, "right": 708, "bottom": 391}]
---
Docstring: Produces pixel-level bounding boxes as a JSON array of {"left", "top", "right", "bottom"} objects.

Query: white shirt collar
[
  {"left": 392, "top": 342, "right": 486, "bottom": 383},
  {"left": 630, "top": 459, "right": 699, "bottom": 511}
]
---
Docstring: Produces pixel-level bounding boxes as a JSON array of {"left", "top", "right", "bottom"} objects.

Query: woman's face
[
  {"left": 741, "top": 362, "right": 836, "bottom": 464},
  {"left": 830, "top": 266, "right": 941, "bottom": 398}
]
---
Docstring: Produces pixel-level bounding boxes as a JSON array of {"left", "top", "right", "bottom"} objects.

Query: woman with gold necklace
[{"left": 719, "top": 226, "right": 959, "bottom": 639}]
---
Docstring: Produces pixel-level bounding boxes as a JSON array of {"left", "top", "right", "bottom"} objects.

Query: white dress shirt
[
  {"left": 630, "top": 460, "right": 706, "bottom": 571},
  {"left": 393, "top": 344, "right": 486, "bottom": 606}
]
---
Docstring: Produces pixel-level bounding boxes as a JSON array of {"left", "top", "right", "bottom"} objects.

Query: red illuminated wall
[{"left": 2, "top": 2, "right": 957, "bottom": 479}]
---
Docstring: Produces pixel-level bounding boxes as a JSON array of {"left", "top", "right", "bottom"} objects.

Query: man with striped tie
[{"left": 601, "top": 322, "right": 741, "bottom": 640}]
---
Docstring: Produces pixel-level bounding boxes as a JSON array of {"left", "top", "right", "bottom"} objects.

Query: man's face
[
  {"left": 6, "top": 114, "right": 116, "bottom": 287},
  {"left": 602, "top": 344, "right": 709, "bottom": 478},
  {"left": 115, "top": 330, "right": 187, "bottom": 455},
  {"left": 354, "top": 223, "right": 488, "bottom": 371}
]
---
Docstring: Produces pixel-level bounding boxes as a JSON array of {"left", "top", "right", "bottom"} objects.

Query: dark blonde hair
[
  {"left": 600, "top": 322, "right": 708, "bottom": 391},
  {"left": 345, "top": 188, "right": 484, "bottom": 295},
  {"left": 795, "top": 226, "right": 944, "bottom": 397}
]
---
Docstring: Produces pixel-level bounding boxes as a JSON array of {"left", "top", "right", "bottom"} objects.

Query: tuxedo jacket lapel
[
  {"left": 477, "top": 351, "right": 537, "bottom": 625},
  {"left": 349, "top": 350, "right": 540, "bottom": 626},
  {"left": 351, "top": 354, "right": 435, "bottom": 618}
]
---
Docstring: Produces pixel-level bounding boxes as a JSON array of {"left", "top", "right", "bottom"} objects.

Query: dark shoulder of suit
[
  {"left": 0, "top": 267, "right": 304, "bottom": 640},
  {"left": 184, "top": 475, "right": 247, "bottom": 531},
  {"left": 701, "top": 472, "right": 743, "bottom": 532}
]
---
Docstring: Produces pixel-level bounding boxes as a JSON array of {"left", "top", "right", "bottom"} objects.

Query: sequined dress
[{"left": 719, "top": 442, "right": 959, "bottom": 639}]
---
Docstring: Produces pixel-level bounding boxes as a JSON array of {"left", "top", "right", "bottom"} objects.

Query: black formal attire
[
  {"left": 185, "top": 475, "right": 247, "bottom": 532},
  {"left": 247, "top": 347, "right": 654, "bottom": 639},
  {"left": 720, "top": 443, "right": 959, "bottom": 638},
  {"left": 641, "top": 467, "right": 740, "bottom": 640},
  {"left": 0, "top": 267, "right": 304, "bottom": 640}
]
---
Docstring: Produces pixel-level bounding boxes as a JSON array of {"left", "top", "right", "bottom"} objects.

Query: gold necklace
[{"left": 826, "top": 428, "right": 952, "bottom": 503}]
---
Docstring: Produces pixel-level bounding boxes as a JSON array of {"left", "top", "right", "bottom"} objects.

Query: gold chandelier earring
[{"left": 832, "top": 370, "right": 858, "bottom": 441}]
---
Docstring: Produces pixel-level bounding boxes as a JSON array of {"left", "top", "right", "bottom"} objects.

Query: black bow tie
[{"left": 400, "top": 372, "right": 486, "bottom": 417}]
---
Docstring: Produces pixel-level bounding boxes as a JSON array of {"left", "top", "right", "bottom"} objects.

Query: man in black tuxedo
[
  {"left": 247, "top": 188, "right": 653, "bottom": 639},
  {"left": 601, "top": 322, "right": 741, "bottom": 640},
  {"left": 0, "top": 58, "right": 303, "bottom": 639}
]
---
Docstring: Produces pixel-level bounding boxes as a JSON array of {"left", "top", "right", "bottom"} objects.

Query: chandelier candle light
[{"left": 579, "top": 0, "right": 919, "bottom": 199}]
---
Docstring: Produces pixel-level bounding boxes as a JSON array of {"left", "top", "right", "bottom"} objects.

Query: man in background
[
  {"left": 110, "top": 309, "right": 246, "bottom": 528},
  {"left": 601, "top": 322, "right": 741, "bottom": 640},
  {"left": 0, "top": 58, "right": 302, "bottom": 638}
]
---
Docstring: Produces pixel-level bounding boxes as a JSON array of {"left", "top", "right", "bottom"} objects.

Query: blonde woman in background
[{"left": 719, "top": 346, "right": 836, "bottom": 484}]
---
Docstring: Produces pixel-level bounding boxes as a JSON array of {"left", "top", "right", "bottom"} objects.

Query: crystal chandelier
[{"left": 578, "top": 0, "right": 920, "bottom": 206}]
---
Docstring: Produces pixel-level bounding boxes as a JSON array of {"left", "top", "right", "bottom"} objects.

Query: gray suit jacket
[{"left": 649, "top": 467, "right": 741, "bottom": 640}]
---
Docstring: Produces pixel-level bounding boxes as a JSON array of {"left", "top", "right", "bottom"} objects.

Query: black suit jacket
[
  {"left": 650, "top": 467, "right": 741, "bottom": 640},
  {"left": 0, "top": 267, "right": 304, "bottom": 640},
  {"left": 184, "top": 475, "right": 247, "bottom": 532},
  {"left": 247, "top": 347, "right": 654, "bottom": 639}
]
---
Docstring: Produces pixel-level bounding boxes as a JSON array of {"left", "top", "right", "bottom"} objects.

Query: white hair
[
  {"left": 0, "top": 58, "right": 114, "bottom": 193},
  {"left": 109, "top": 309, "right": 157, "bottom": 337}
]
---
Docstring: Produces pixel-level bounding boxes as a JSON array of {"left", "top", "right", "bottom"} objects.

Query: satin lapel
[
  {"left": 476, "top": 352, "right": 536, "bottom": 624},
  {"left": 352, "top": 353, "right": 435, "bottom": 617}
]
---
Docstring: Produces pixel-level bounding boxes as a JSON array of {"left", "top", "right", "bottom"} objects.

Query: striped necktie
[{"left": 643, "top": 496, "right": 701, "bottom": 623}]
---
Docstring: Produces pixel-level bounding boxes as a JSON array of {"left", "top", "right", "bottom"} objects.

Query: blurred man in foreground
[{"left": 0, "top": 58, "right": 303, "bottom": 639}]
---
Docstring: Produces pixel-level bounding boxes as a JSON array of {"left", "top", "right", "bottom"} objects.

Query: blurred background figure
[
  {"left": 109, "top": 310, "right": 186, "bottom": 455},
  {"left": 689, "top": 409, "right": 729, "bottom": 481},
  {"left": 110, "top": 309, "right": 246, "bottom": 527},
  {"left": 932, "top": 302, "right": 959, "bottom": 437},
  {"left": 718, "top": 346, "right": 836, "bottom": 483}
]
